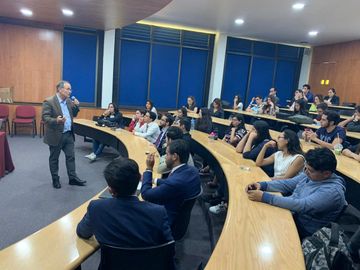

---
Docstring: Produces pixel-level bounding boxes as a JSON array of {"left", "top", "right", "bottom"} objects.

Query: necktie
[{"left": 155, "top": 131, "right": 164, "bottom": 148}]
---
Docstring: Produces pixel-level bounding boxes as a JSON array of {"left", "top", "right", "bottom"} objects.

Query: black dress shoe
[
  {"left": 53, "top": 181, "right": 61, "bottom": 189},
  {"left": 69, "top": 178, "right": 86, "bottom": 186}
]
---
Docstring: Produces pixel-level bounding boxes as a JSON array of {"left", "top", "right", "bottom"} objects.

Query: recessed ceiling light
[
  {"left": 62, "top": 9, "right": 74, "bottom": 16},
  {"left": 235, "top": 19, "right": 244, "bottom": 25},
  {"left": 308, "top": 31, "right": 318, "bottom": 37},
  {"left": 292, "top": 3, "right": 305, "bottom": 10},
  {"left": 20, "top": 8, "right": 33, "bottom": 17}
]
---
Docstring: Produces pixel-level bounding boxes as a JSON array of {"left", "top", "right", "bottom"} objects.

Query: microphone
[{"left": 71, "top": 96, "right": 76, "bottom": 101}]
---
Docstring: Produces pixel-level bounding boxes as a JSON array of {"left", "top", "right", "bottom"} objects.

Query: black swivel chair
[
  {"left": 171, "top": 187, "right": 203, "bottom": 241},
  {"left": 99, "top": 240, "right": 176, "bottom": 270}
]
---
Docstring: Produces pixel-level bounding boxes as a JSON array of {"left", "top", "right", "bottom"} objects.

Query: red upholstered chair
[
  {"left": 11, "top": 105, "right": 37, "bottom": 137},
  {"left": 0, "top": 104, "right": 10, "bottom": 135}
]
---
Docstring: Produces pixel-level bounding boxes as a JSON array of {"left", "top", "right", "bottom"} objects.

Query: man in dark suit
[
  {"left": 141, "top": 139, "right": 201, "bottom": 225},
  {"left": 77, "top": 158, "right": 173, "bottom": 247},
  {"left": 42, "top": 80, "right": 85, "bottom": 189}
]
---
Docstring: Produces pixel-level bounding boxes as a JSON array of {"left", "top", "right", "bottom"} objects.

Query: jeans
[{"left": 93, "top": 139, "right": 105, "bottom": 156}]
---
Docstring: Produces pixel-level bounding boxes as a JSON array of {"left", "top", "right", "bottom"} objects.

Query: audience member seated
[
  {"left": 302, "top": 84, "right": 314, "bottom": 103},
  {"left": 246, "top": 96, "right": 263, "bottom": 113},
  {"left": 77, "top": 158, "right": 173, "bottom": 247},
  {"left": 303, "top": 110, "right": 346, "bottom": 150},
  {"left": 256, "top": 129, "right": 305, "bottom": 179},
  {"left": 339, "top": 105, "right": 360, "bottom": 132},
  {"left": 266, "top": 87, "right": 279, "bottom": 105},
  {"left": 293, "top": 100, "right": 308, "bottom": 116},
  {"left": 128, "top": 110, "right": 144, "bottom": 132},
  {"left": 145, "top": 100, "right": 158, "bottom": 118},
  {"left": 155, "top": 113, "right": 174, "bottom": 153},
  {"left": 324, "top": 88, "right": 340, "bottom": 106},
  {"left": 205, "top": 113, "right": 248, "bottom": 193},
  {"left": 85, "top": 103, "right": 123, "bottom": 161},
  {"left": 133, "top": 111, "right": 160, "bottom": 143},
  {"left": 211, "top": 98, "right": 224, "bottom": 118},
  {"left": 309, "top": 94, "right": 324, "bottom": 112},
  {"left": 185, "top": 96, "right": 198, "bottom": 113},
  {"left": 157, "top": 126, "right": 194, "bottom": 175},
  {"left": 141, "top": 140, "right": 201, "bottom": 225},
  {"left": 246, "top": 148, "right": 347, "bottom": 239},
  {"left": 195, "top": 108, "right": 213, "bottom": 134},
  {"left": 223, "top": 114, "right": 247, "bottom": 147},
  {"left": 236, "top": 120, "right": 277, "bottom": 176},
  {"left": 288, "top": 89, "right": 305, "bottom": 111},
  {"left": 261, "top": 96, "right": 279, "bottom": 116},
  {"left": 313, "top": 102, "right": 328, "bottom": 125},
  {"left": 342, "top": 143, "right": 360, "bottom": 162},
  {"left": 178, "top": 118, "right": 192, "bottom": 148},
  {"left": 233, "top": 95, "right": 243, "bottom": 111},
  {"left": 174, "top": 107, "right": 187, "bottom": 125}
]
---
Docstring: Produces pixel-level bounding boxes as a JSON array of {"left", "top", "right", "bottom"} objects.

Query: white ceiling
[{"left": 145, "top": 0, "right": 360, "bottom": 46}]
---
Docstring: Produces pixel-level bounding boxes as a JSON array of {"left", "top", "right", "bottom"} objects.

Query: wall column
[
  {"left": 208, "top": 33, "right": 227, "bottom": 106},
  {"left": 101, "top": 29, "right": 116, "bottom": 108}
]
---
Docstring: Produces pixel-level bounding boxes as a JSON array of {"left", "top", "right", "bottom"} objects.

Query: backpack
[
  {"left": 302, "top": 223, "right": 356, "bottom": 270},
  {"left": 302, "top": 205, "right": 360, "bottom": 270},
  {"left": 288, "top": 114, "right": 314, "bottom": 124}
]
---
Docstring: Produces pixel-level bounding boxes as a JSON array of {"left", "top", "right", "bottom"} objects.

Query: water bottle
[{"left": 190, "top": 118, "right": 195, "bottom": 131}]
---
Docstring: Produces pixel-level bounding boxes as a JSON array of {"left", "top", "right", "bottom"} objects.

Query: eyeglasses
[{"left": 277, "top": 136, "right": 286, "bottom": 139}]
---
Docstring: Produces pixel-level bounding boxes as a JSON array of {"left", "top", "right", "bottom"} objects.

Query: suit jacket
[
  {"left": 76, "top": 196, "right": 173, "bottom": 247},
  {"left": 141, "top": 165, "right": 201, "bottom": 225},
  {"left": 42, "top": 95, "right": 79, "bottom": 146}
]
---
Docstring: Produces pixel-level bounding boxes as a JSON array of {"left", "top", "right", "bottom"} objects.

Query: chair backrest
[
  {"left": 99, "top": 241, "right": 175, "bottom": 270},
  {"left": 15, "top": 105, "right": 36, "bottom": 119},
  {"left": 171, "top": 187, "right": 203, "bottom": 241},
  {"left": 0, "top": 104, "right": 9, "bottom": 118}
]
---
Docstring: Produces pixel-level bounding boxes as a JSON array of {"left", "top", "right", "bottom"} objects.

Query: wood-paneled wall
[
  {"left": 309, "top": 40, "right": 360, "bottom": 105},
  {"left": 0, "top": 23, "right": 62, "bottom": 103},
  {"left": 2, "top": 104, "right": 134, "bottom": 135}
]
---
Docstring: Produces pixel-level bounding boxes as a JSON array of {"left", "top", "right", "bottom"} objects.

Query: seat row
[{"left": 0, "top": 104, "right": 39, "bottom": 137}]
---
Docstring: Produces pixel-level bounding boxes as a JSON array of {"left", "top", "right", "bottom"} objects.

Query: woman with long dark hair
[
  {"left": 256, "top": 129, "right": 305, "bottom": 179},
  {"left": 211, "top": 98, "right": 224, "bottom": 118},
  {"left": 195, "top": 108, "right": 213, "bottom": 133},
  {"left": 145, "top": 99, "right": 158, "bottom": 117},
  {"left": 236, "top": 120, "right": 276, "bottom": 176},
  {"left": 223, "top": 114, "right": 247, "bottom": 147},
  {"left": 293, "top": 100, "right": 308, "bottom": 116},
  {"left": 185, "top": 96, "right": 198, "bottom": 113},
  {"left": 85, "top": 103, "right": 122, "bottom": 161}
]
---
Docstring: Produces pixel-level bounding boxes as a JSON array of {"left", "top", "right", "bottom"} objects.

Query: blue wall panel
[
  {"left": 149, "top": 44, "right": 180, "bottom": 108},
  {"left": 178, "top": 48, "right": 208, "bottom": 108},
  {"left": 63, "top": 31, "right": 97, "bottom": 103},
  {"left": 248, "top": 57, "right": 276, "bottom": 101},
  {"left": 118, "top": 40, "right": 150, "bottom": 107},
  {"left": 221, "top": 54, "right": 251, "bottom": 104},
  {"left": 274, "top": 60, "right": 298, "bottom": 106}
]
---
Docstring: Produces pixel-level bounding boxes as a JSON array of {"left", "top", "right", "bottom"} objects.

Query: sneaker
[
  {"left": 88, "top": 153, "right": 97, "bottom": 161},
  {"left": 209, "top": 202, "right": 227, "bottom": 214},
  {"left": 85, "top": 153, "right": 95, "bottom": 160}
]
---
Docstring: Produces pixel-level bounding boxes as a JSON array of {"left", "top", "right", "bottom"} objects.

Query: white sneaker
[
  {"left": 85, "top": 153, "right": 96, "bottom": 160},
  {"left": 89, "top": 153, "right": 97, "bottom": 161},
  {"left": 209, "top": 202, "right": 227, "bottom": 214}
]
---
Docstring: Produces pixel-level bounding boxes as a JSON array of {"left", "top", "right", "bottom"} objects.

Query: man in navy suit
[
  {"left": 76, "top": 158, "right": 173, "bottom": 247},
  {"left": 141, "top": 139, "right": 201, "bottom": 225}
]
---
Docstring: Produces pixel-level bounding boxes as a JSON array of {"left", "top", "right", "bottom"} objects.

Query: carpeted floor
[{"left": 0, "top": 134, "right": 223, "bottom": 270}]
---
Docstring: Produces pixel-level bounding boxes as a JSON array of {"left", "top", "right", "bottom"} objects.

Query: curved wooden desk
[
  {"left": 0, "top": 119, "right": 159, "bottom": 270},
  {"left": 190, "top": 131, "right": 305, "bottom": 269}
]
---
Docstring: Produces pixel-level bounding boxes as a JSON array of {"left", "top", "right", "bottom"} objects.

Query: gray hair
[{"left": 56, "top": 80, "right": 70, "bottom": 92}]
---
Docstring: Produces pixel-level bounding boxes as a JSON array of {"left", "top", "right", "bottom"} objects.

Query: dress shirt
[{"left": 56, "top": 94, "right": 71, "bottom": 133}]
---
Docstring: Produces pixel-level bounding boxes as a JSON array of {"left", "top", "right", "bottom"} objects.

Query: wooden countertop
[{"left": 0, "top": 119, "right": 159, "bottom": 270}]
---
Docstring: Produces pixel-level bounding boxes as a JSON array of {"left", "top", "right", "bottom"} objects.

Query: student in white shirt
[
  {"left": 256, "top": 129, "right": 305, "bottom": 179},
  {"left": 133, "top": 111, "right": 160, "bottom": 143},
  {"left": 233, "top": 95, "right": 243, "bottom": 111},
  {"left": 145, "top": 100, "right": 158, "bottom": 118}
]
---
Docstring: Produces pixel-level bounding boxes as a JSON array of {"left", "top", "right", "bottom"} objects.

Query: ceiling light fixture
[
  {"left": 235, "top": 19, "right": 244, "bottom": 25},
  {"left": 20, "top": 8, "right": 33, "bottom": 17},
  {"left": 292, "top": 3, "right": 305, "bottom": 10},
  {"left": 62, "top": 9, "right": 74, "bottom": 16},
  {"left": 308, "top": 31, "right": 318, "bottom": 37}
]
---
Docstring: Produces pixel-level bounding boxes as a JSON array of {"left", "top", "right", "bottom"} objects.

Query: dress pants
[{"left": 49, "top": 132, "right": 77, "bottom": 182}]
